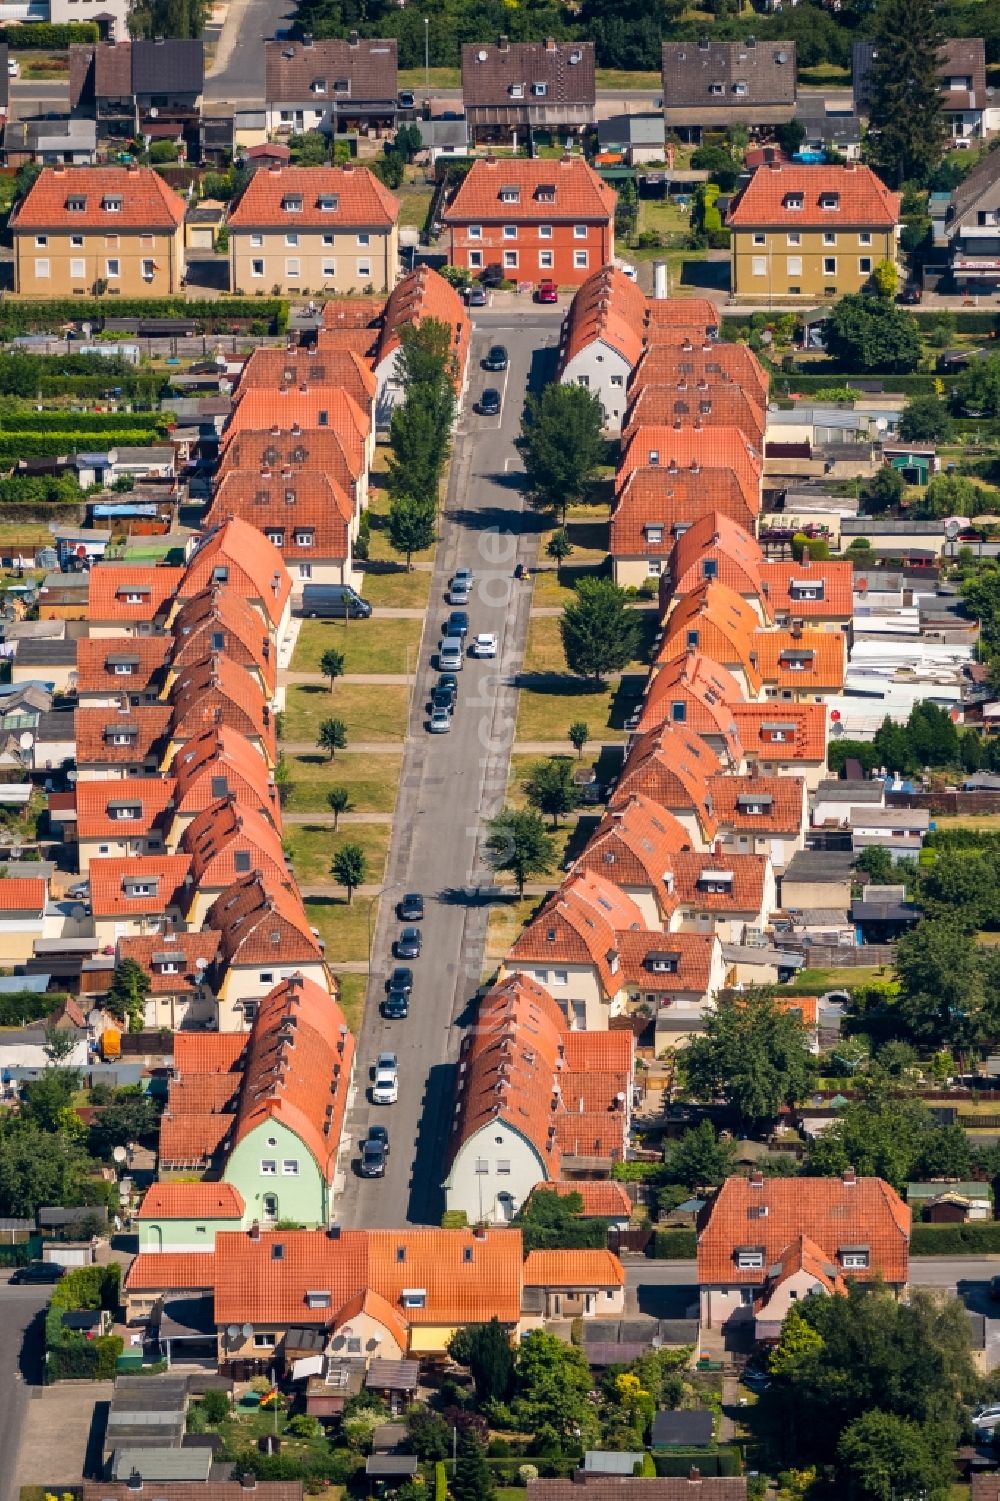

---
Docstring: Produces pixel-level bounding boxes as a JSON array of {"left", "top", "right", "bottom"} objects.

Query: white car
[
  {"left": 7, "top": 59, "right": 19, "bottom": 78},
  {"left": 471, "top": 632, "right": 498, "bottom": 658},
  {"left": 428, "top": 706, "right": 451, "bottom": 733},
  {"left": 372, "top": 1052, "right": 399, "bottom": 1105}
]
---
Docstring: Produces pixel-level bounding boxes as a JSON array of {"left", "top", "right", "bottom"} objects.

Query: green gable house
[{"left": 140, "top": 973, "right": 356, "bottom": 1247}]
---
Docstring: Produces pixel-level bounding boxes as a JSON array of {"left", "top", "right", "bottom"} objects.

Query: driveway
[{"left": 335, "top": 305, "right": 562, "bottom": 1228}]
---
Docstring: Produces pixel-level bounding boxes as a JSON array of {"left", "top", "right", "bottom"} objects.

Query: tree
[
  {"left": 568, "top": 721, "right": 590, "bottom": 758},
  {"left": 90, "top": 1089, "right": 159, "bottom": 1159},
  {"left": 956, "top": 352, "right": 1000, "bottom": 417},
  {"left": 899, "top": 395, "right": 954, "bottom": 444},
  {"left": 665, "top": 1120, "right": 736, "bottom": 1192},
  {"left": 513, "top": 1188, "right": 609, "bottom": 1251},
  {"left": 452, "top": 1429, "right": 495, "bottom": 1501},
  {"left": 448, "top": 1319, "right": 515, "bottom": 1404},
  {"left": 865, "top": 0, "right": 945, "bottom": 185},
  {"left": 0, "top": 1121, "right": 95, "bottom": 1219},
  {"left": 286, "top": 130, "right": 329, "bottom": 166},
  {"left": 520, "top": 383, "right": 606, "bottom": 522},
  {"left": 805, "top": 1090, "right": 939, "bottom": 1190},
  {"left": 387, "top": 495, "right": 437, "bottom": 569},
  {"left": 894, "top": 915, "right": 985, "bottom": 1047},
  {"left": 326, "top": 787, "right": 353, "bottom": 830},
  {"left": 373, "top": 147, "right": 406, "bottom": 191},
  {"left": 546, "top": 528, "right": 574, "bottom": 579},
  {"left": 332, "top": 843, "right": 367, "bottom": 904},
  {"left": 681, "top": 990, "right": 813, "bottom": 1130},
  {"left": 485, "top": 808, "right": 556, "bottom": 897},
  {"left": 406, "top": 1406, "right": 451, "bottom": 1461},
  {"left": 21, "top": 1068, "right": 80, "bottom": 1133},
  {"left": 318, "top": 717, "right": 348, "bottom": 760},
  {"left": 775, "top": 119, "right": 807, "bottom": 156},
  {"left": 398, "top": 318, "right": 458, "bottom": 394},
  {"left": 387, "top": 402, "right": 447, "bottom": 502},
  {"left": 42, "top": 1026, "right": 78, "bottom": 1065},
  {"left": 838, "top": 1411, "right": 948, "bottom": 1501},
  {"left": 769, "top": 1303, "right": 825, "bottom": 1379},
  {"left": 524, "top": 756, "right": 577, "bottom": 829},
  {"left": 911, "top": 471, "right": 984, "bottom": 520},
  {"left": 105, "top": 957, "right": 151, "bottom": 1032},
  {"left": 320, "top": 647, "right": 345, "bottom": 692},
  {"left": 273, "top": 753, "right": 293, "bottom": 807},
  {"left": 561, "top": 577, "right": 641, "bottom": 687},
  {"left": 860, "top": 465, "right": 905, "bottom": 514},
  {"left": 512, "top": 1329, "right": 599, "bottom": 1444},
  {"left": 824, "top": 295, "right": 921, "bottom": 374},
  {"left": 690, "top": 142, "right": 740, "bottom": 192},
  {"left": 855, "top": 845, "right": 894, "bottom": 883}
]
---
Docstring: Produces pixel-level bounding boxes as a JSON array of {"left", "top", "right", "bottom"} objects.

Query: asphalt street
[
  {"left": 204, "top": 0, "right": 296, "bottom": 104},
  {"left": 335, "top": 304, "right": 562, "bottom": 1229},
  {"left": 0, "top": 1280, "right": 49, "bottom": 1501}
]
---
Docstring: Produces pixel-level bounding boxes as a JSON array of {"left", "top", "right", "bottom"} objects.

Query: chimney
[
  {"left": 328, "top": 1223, "right": 342, "bottom": 1239},
  {"left": 653, "top": 261, "right": 668, "bottom": 300},
  {"left": 749, "top": 1169, "right": 763, "bottom": 1188},
  {"left": 545, "top": 34, "right": 556, "bottom": 50},
  {"left": 689, "top": 1469, "right": 702, "bottom": 1484},
  {"left": 801, "top": 546, "right": 810, "bottom": 568},
  {"left": 348, "top": 28, "right": 358, "bottom": 45},
  {"left": 843, "top": 1166, "right": 856, "bottom": 1185},
  {"left": 498, "top": 33, "right": 509, "bottom": 49},
  {"left": 240, "top": 1478, "right": 257, "bottom": 1492},
  {"left": 769, "top": 160, "right": 781, "bottom": 172},
  {"left": 473, "top": 1223, "right": 487, "bottom": 1240},
  {"left": 249, "top": 1220, "right": 261, "bottom": 1241},
  {"left": 791, "top": 621, "right": 803, "bottom": 640}
]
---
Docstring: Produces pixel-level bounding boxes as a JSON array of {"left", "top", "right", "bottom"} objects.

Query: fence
[
  {"left": 608, "top": 1227, "right": 654, "bottom": 1256},
  {"left": 790, "top": 942, "right": 896, "bottom": 968},
  {"left": 886, "top": 789, "right": 1000, "bottom": 816}
]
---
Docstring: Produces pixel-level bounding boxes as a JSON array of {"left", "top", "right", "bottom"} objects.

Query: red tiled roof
[
  {"left": 730, "top": 701, "right": 827, "bottom": 764},
  {"left": 750, "top": 627, "right": 846, "bottom": 691},
  {"left": 216, "top": 430, "right": 363, "bottom": 505},
  {"left": 165, "top": 1072, "right": 240, "bottom": 1114},
  {"left": 125, "top": 1252, "right": 216, "bottom": 1291},
  {"left": 646, "top": 298, "right": 719, "bottom": 333},
  {"left": 170, "top": 584, "right": 278, "bottom": 696},
  {"left": 669, "top": 513, "right": 766, "bottom": 606},
  {"left": 368, "top": 1227, "right": 524, "bottom": 1326},
  {"left": 75, "top": 634, "right": 170, "bottom": 697},
  {"left": 88, "top": 565, "right": 183, "bottom": 625},
  {"left": 159, "top": 1112, "right": 233, "bottom": 1166},
  {"left": 510, "top": 870, "right": 647, "bottom": 996},
  {"left": 659, "top": 581, "right": 763, "bottom": 694},
  {"left": 623, "top": 381, "right": 765, "bottom": 447},
  {"left": 709, "top": 773, "right": 806, "bottom": 835},
  {"left": 630, "top": 342, "right": 769, "bottom": 409},
  {"left": 89, "top": 854, "right": 190, "bottom": 918},
  {"left": 617, "top": 928, "right": 718, "bottom": 994},
  {"left": 523, "top": 1249, "right": 625, "bottom": 1288},
  {"left": 206, "top": 472, "right": 351, "bottom": 566},
  {"left": 696, "top": 1174, "right": 910, "bottom": 1285},
  {"left": 76, "top": 776, "right": 175, "bottom": 841},
  {"left": 666, "top": 849, "right": 768, "bottom": 914},
  {"left": 75, "top": 704, "right": 172, "bottom": 767},
  {"left": 228, "top": 165, "right": 400, "bottom": 230},
  {"left": 13, "top": 165, "right": 186, "bottom": 231},
  {"left": 570, "top": 792, "right": 691, "bottom": 918},
  {"left": 237, "top": 345, "right": 376, "bottom": 410},
  {"left": 613, "top": 722, "right": 723, "bottom": 842},
  {"left": 0, "top": 879, "right": 45, "bottom": 913},
  {"left": 526, "top": 1182, "right": 633, "bottom": 1218},
  {"left": 116, "top": 930, "right": 222, "bottom": 995},
  {"left": 182, "top": 798, "right": 286, "bottom": 891},
  {"left": 173, "top": 1031, "right": 246, "bottom": 1074},
  {"left": 444, "top": 156, "right": 616, "bottom": 224},
  {"left": 377, "top": 266, "right": 471, "bottom": 390},
  {"left": 560, "top": 266, "right": 648, "bottom": 370},
  {"left": 727, "top": 163, "right": 900, "bottom": 229},
  {"left": 618, "top": 426, "right": 761, "bottom": 517},
  {"left": 765, "top": 1232, "right": 846, "bottom": 1298},
  {"left": 222, "top": 388, "right": 369, "bottom": 476},
  {"left": 331, "top": 1288, "right": 408, "bottom": 1354},
  {"left": 635, "top": 651, "right": 744, "bottom": 758},
  {"left": 759, "top": 559, "right": 854, "bottom": 621},
  {"left": 611, "top": 468, "right": 757, "bottom": 551},
  {"left": 168, "top": 654, "right": 276, "bottom": 758},
  {"left": 178, "top": 518, "right": 291, "bottom": 632},
  {"left": 136, "top": 1183, "right": 244, "bottom": 1220},
  {"left": 170, "top": 725, "right": 276, "bottom": 819},
  {"left": 207, "top": 874, "right": 322, "bottom": 968}
]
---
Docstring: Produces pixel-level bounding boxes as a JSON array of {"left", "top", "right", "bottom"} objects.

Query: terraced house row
[{"left": 444, "top": 269, "right": 846, "bottom": 1227}]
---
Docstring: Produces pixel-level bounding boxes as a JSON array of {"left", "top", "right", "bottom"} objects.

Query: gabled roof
[
  {"left": 728, "top": 163, "right": 900, "bottom": 229},
  {"left": 646, "top": 298, "right": 719, "bottom": 334},
  {"left": 947, "top": 146, "right": 1000, "bottom": 230},
  {"left": 570, "top": 792, "right": 691, "bottom": 914},
  {"left": 237, "top": 345, "right": 376, "bottom": 410},
  {"left": 560, "top": 266, "right": 648, "bottom": 371},
  {"left": 76, "top": 775, "right": 175, "bottom": 841},
  {"left": 708, "top": 773, "right": 805, "bottom": 835},
  {"left": 182, "top": 797, "right": 287, "bottom": 891},
  {"left": 613, "top": 722, "right": 723, "bottom": 842},
  {"left": 611, "top": 467, "right": 757, "bottom": 548},
  {"left": 617, "top": 928, "right": 719, "bottom": 994},
  {"left": 216, "top": 430, "right": 363, "bottom": 504},
  {"left": 368, "top": 1227, "right": 524, "bottom": 1325},
  {"left": 116, "top": 930, "right": 222, "bottom": 995},
  {"left": 377, "top": 266, "right": 471, "bottom": 389},
  {"left": 265, "top": 36, "right": 398, "bottom": 104},
  {"left": 207, "top": 471, "right": 352, "bottom": 567},
  {"left": 75, "top": 704, "right": 173, "bottom": 767},
  {"left": 320, "top": 295, "right": 385, "bottom": 335},
  {"left": 765, "top": 1232, "right": 846, "bottom": 1297},
  {"left": 635, "top": 652, "right": 744, "bottom": 758},
  {"left": 12, "top": 165, "right": 186, "bottom": 232},
  {"left": 178, "top": 518, "right": 290, "bottom": 631},
  {"left": 669, "top": 513, "right": 765, "bottom": 603},
  {"left": 89, "top": 854, "right": 191, "bottom": 918},
  {"left": 509, "top": 869, "right": 647, "bottom": 996},
  {"left": 75, "top": 634, "right": 170, "bottom": 697},
  {"left": 630, "top": 341, "right": 769, "bottom": 408},
  {"left": 222, "top": 387, "right": 369, "bottom": 476},
  {"left": 523, "top": 1249, "right": 625, "bottom": 1288},
  {"left": 168, "top": 654, "right": 276, "bottom": 757},
  {"left": 750, "top": 627, "right": 846, "bottom": 691},
  {"left": 136, "top": 1183, "right": 244, "bottom": 1221},
  {"left": 0, "top": 879, "right": 46, "bottom": 914},
  {"left": 170, "top": 725, "right": 276, "bottom": 818},
  {"left": 125, "top": 1252, "right": 216, "bottom": 1291},
  {"left": 696, "top": 1173, "right": 910, "bottom": 1285},
  {"left": 170, "top": 584, "right": 278, "bottom": 695},
  {"left": 444, "top": 156, "right": 616, "bottom": 225},
  {"left": 759, "top": 559, "right": 854, "bottom": 621},
  {"left": 659, "top": 581, "right": 763, "bottom": 694},
  {"left": 667, "top": 849, "right": 768, "bottom": 913},
  {"left": 88, "top": 565, "right": 184, "bottom": 625},
  {"left": 207, "top": 873, "right": 322, "bottom": 968},
  {"left": 131, "top": 37, "right": 204, "bottom": 93},
  {"left": 330, "top": 1287, "right": 408, "bottom": 1353},
  {"left": 662, "top": 39, "right": 797, "bottom": 110},
  {"left": 730, "top": 700, "right": 827, "bottom": 763},
  {"left": 228, "top": 165, "right": 400, "bottom": 231},
  {"left": 461, "top": 39, "right": 595, "bottom": 109},
  {"left": 617, "top": 426, "right": 761, "bottom": 517},
  {"left": 623, "top": 380, "right": 765, "bottom": 447}
]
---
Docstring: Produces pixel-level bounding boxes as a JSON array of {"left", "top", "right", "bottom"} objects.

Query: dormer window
[
  {"left": 282, "top": 195, "right": 304, "bottom": 212},
  {"left": 532, "top": 81, "right": 547, "bottom": 96},
  {"left": 318, "top": 194, "right": 338, "bottom": 212},
  {"left": 266, "top": 530, "right": 284, "bottom": 546},
  {"left": 839, "top": 1246, "right": 869, "bottom": 1270},
  {"left": 790, "top": 579, "right": 824, "bottom": 601},
  {"left": 733, "top": 80, "right": 748, "bottom": 94},
  {"left": 736, "top": 1247, "right": 765, "bottom": 1270},
  {"left": 311, "top": 79, "right": 326, "bottom": 93},
  {"left": 645, "top": 524, "right": 663, "bottom": 544},
  {"left": 648, "top": 449, "right": 660, "bottom": 467},
  {"left": 647, "top": 951, "right": 680, "bottom": 973},
  {"left": 102, "top": 196, "right": 123, "bottom": 213},
  {"left": 783, "top": 193, "right": 804, "bottom": 211},
  {"left": 509, "top": 84, "right": 524, "bottom": 99},
  {"left": 536, "top": 184, "right": 555, "bottom": 203},
  {"left": 333, "top": 78, "right": 350, "bottom": 92},
  {"left": 500, "top": 185, "right": 520, "bottom": 202},
  {"left": 67, "top": 196, "right": 87, "bottom": 212},
  {"left": 110, "top": 803, "right": 142, "bottom": 821},
  {"left": 779, "top": 650, "right": 815, "bottom": 671},
  {"left": 294, "top": 530, "right": 314, "bottom": 547},
  {"left": 124, "top": 880, "right": 156, "bottom": 898},
  {"left": 762, "top": 722, "right": 792, "bottom": 743},
  {"left": 820, "top": 192, "right": 840, "bottom": 210},
  {"left": 736, "top": 793, "right": 773, "bottom": 815},
  {"left": 710, "top": 81, "right": 724, "bottom": 95},
  {"left": 401, "top": 1288, "right": 426, "bottom": 1308},
  {"left": 699, "top": 869, "right": 734, "bottom": 894}
]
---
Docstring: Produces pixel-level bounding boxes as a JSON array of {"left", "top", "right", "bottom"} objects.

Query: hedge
[
  {"left": 0, "top": 412, "right": 167, "bottom": 434},
  {"left": 0, "top": 298, "right": 289, "bottom": 336},
  {"left": 771, "top": 373, "right": 956, "bottom": 396},
  {"left": 0, "top": 21, "right": 98, "bottom": 46},
  {"left": 434, "top": 1461, "right": 447, "bottom": 1501},
  {"left": 0, "top": 989, "right": 65, "bottom": 1026},
  {"left": 0, "top": 431, "right": 161, "bottom": 460},
  {"left": 654, "top": 1450, "right": 741, "bottom": 1478},
  {"left": 45, "top": 1263, "right": 123, "bottom": 1382},
  {"left": 652, "top": 1229, "right": 697, "bottom": 1259},
  {"left": 0, "top": 1236, "right": 41, "bottom": 1267},
  {"left": 718, "top": 310, "right": 999, "bottom": 337},
  {"left": 910, "top": 1222, "right": 1000, "bottom": 1255}
]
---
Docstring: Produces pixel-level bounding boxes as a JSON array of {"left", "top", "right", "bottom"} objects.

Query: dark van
[{"left": 301, "top": 584, "right": 373, "bottom": 619}]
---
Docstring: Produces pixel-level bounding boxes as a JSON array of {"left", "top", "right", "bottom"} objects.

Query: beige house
[
  {"left": 227, "top": 164, "right": 400, "bottom": 296},
  {"left": 11, "top": 165, "right": 186, "bottom": 298}
]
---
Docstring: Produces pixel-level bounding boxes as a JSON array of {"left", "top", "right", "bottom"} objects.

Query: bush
[
  {"left": 652, "top": 1229, "right": 697, "bottom": 1258},
  {"left": 0, "top": 297, "right": 289, "bottom": 336},
  {"left": 910, "top": 1222, "right": 1000, "bottom": 1254},
  {"left": 201, "top": 1388, "right": 230, "bottom": 1424},
  {"left": 0, "top": 431, "right": 160, "bottom": 461},
  {"left": 149, "top": 140, "right": 179, "bottom": 164},
  {"left": 0, "top": 990, "right": 65, "bottom": 1026},
  {"left": 45, "top": 1263, "right": 123, "bottom": 1381},
  {"left": 440, "top": 1209, "right": 468, "bottom": 1228},
  {"left": 434, "top": 1462, "right": 447, "bottom": 1501},
  {"left": 653, "top": 1450, "right": 741, "bottom": 1477},
  {"left": 0, "top": 411, "right": 165, "bottom": 434},
  {"left": 0, "top": 21, "right": 98, "bottom": 46}
]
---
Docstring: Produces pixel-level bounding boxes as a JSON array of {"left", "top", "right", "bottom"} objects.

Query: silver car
[
  {"left": 429, "top": 706, "right": 451, "bottom": 733},
  {"left": 438, "top": 636, "right": 464, "bottom": 671}
]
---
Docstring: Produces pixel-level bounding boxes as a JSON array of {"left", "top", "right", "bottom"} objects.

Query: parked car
[
  {"left": 398, "top": 893, "right": 423, "bottom": 922},
  {"left": 471, "top": 632, "right": 498, "bottom": 658},
  {"left": 9, "top": 1262, "right": 63, "bottom": 1285},
  {"left": 451, "top": 568, "right": 474, "bottom": 589},
  {"left": 536, "top": 280, "right": 558, "bottom": 303},
  {"left": 990, "top": 1277, "right": 1000, "bottom": 1303},
  {"left": 478, "top": 388, "right": 501, "bottom": 416},
  {"left": 398, "top": 89, "right": 415, "bottom": 107},
  {"left": 300, "top": 583, "right": 372, "bottom": 619},
  {"left": 466, "top": 286, "right": 488, "bottom": 307},
  {"left": 7, "top": 59, "right": 19, "bottom": 78},
  {"left": 446, "top": 610, "right": 470, "bottom": 638},
  {"left": 429, "top": 706, "right": 452, "bottom": 733},
  {"left": 431, "top": 685, "right": 456, "bottom": 715},
  {"left": 372, "top": 1052, "right": 399, "bottom": 1105},
  {"left": 448, "top": 579, "right": 471, "bottom": 606},
  {"left": 484, "top": 344, "right": 508, "bottom": 371},
  {"left": 438, "top": 637, "right": 464, "bottom": 672},
  {"left": 383, "top": 988, "right": 409, "bottom": 1020},
  {"left": 360, "top": 1137, "right": 387, "bottom": 1177},
  {"left": 366, "top": 1124, "right": 390, "bottom": 1154},
  {"left": 395, "top": 926, "right": 422, "bottom": 958},
  {"left": 389, "top": 966, "right": 413, "bottom": 994},
  {"left": 436, "top": 673, "right": 459, "bottom": 706}
]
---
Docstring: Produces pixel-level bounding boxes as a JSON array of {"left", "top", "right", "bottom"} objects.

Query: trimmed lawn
[
  {"left": 331, "top": 970, "right": 368, "bottom": 1034},
  {"left": 292, "top": 616, "right": 423, "bottom": 676},
  {"left": 367, "top": 467, "right": 438, "bottom": 565},
  {"left": 398, "top": 66, "right": 460, "bottom": 88},
  {"left": 281, "top": 683, "right": 409, "bottom": 743},
  {"left": 284, "top": 822, "right": 391, "bottom": 887},
  {"left": 635, "top": 195, "right": 691, "bottom": 247},
  {"left": 360, "top": 567, "right": 433, "bottom": 609},
  {"left": 794, "top": 965, "right": 895, "bottom": 990},
  {"left": 532, "top": 562, "right": 605, "bottom": 606},
  {"left": 930, "top": 813, "right": 1000, "bottom": 831},
  {"left": 485, "top": 895, "right": 546, "bottom": 960},
  {"left": 516, "top": 672, "right": 643, "bottom": 744},
  {"left": 305, "top": 893, "right": 378, "bottom": 965},
  {"left": 594, "top": 68, "right": 662, "bottom": 89},
  {"left": 0, "top": 522, "right": 51, "bottom": 543},
  {"left": 283, "top": 752, "right": 402, "bottom": 814},
  {"left": 397, "top": 182, "right": 434, "bottom": 231}
]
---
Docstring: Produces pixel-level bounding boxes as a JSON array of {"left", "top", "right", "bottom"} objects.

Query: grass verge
[
  {"left": 284, "top": 823, "right": 391, "bottom": 888},
  {"left": 304, "top": 893, "right": 378, "bottom": 966},
  {"left": 331, "top": 970, "right": 368, "bottom": 1034},
  {"left": 292, "top": 616, "right": 423, "bottom": 675},
  {"left": 282, "top": 752, "right": 402, "bottom": 814},
  {"left": 281, "top": 683, "right": 409, "bottom": 743},
  {"left": 361, "top": 566, "right": 433, "bottom": 609}
]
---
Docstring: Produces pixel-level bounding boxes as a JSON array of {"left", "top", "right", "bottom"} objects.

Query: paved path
[{"left": 334, "top": 305, "right": 562, "bottom": 1228}]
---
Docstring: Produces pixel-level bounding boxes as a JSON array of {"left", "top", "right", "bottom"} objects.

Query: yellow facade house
[
  {"left": 11, "top": 164, "right": 186, "bottom": 297},
  {"left": 727, "top": 162, "right": 900, "bottom": 301},
  {"left": 227, "top": 163, "right": 400, "bottom": 296}
]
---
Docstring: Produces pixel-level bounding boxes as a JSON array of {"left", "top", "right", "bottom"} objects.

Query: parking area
[{"left": 14, "top": 1380, "right": 112, "bottom": 1490}]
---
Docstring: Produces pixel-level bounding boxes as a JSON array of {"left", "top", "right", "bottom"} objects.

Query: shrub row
[
  {"left": 0, "top": 1239, "right": 40, "bottom": 1267},
  {"left": 0, "top": 411, "right": 166, "bottom": 434},
  {"left": 718, "top": 310, "right": 999, "bottom": 337},
  {"left": 0, "top": 298, "right": 289, "bottom": 335},
  {"left": 45, "top": 1264, "right": 122, "bottom": 1382},
  {"left": 651, "top": 1228, "right": 698, "bottom": 1258},
  {"left": 654, "top": 1450, "right": 742, "bottom": 1478},
  {"left": 771, "top": 373, "right": 956, "bottom": 396},
  {"left": 0, "top": 21, "right": 98, "bottom": 46},
  {"left": 910, "top": 1222, "right": 1000, "bottom": 1255},
  {"left": 0, "top": 989, "right": 66, "bottom": 1026},
  {"left": 32, "top": 375, "right": 169, "bottom": 401},
  {"left": 0, "top": 431, "right": 161, "bottom": 460}
]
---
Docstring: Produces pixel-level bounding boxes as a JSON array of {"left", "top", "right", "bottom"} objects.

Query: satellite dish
[
  {"left": 227, "top": 1324, "right": 240, "bottom": 1340},
  {"left": 195, "top": 957, "right": 208, "bottom": 971},
  {"left": 477, "top": 48, "right": 487, "bottom": 61},
  {"left": 241, "top": 1322, "right": 254, "bottom": 1339},
  {"left": 112, "top": 1146, "right": 127, "bottom": 1164},
  {"left": 19, "top": 732, "right": 33, "bottom": 750},
  {"left": 944, "top": 518, "right": 962, "bottom": 539},
  {"left": 776, "top": 49, "right": 788, "bottom": 62}
]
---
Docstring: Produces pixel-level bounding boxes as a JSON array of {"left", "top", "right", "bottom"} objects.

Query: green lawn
[
  {"left": 305, "top": 894, "right": 379, "bottom": 965},
  {"left": 331, "top": 970, "right": 368, "bottom": 1034},
  {"left": 397, "top": 182, "right": 434, "bottom": 232},
  {"left": 281, "top": 683, "right": 409, "bottom": 743},
  {"left": 367, "top": 480, "right": 439, "bottom": 565},
  {"left": 486, "top": 895, "right": 546, "bottom": 960},
  {"left": 635, "top": 195, "right": 691, "bottom": 247},
  {"left": 515, "top": 673, "right": 641, "bottom": 744},
  {"left": 398, "top": 66, "right": 460, "bottom": 88},
  {"left": 283, "top": 822, "right": 391, "bottom": 887},
  {"left": 283, "top": 752, "right": 402, "bottom": 814},
  {"left": 360, "top": 567, "right": 433, "bottom": 609},
  {"left": 292, "top": 616, "right": 423, "bottom": 676},
  {"left": 531, "top": 563, "right": 606, "bottom": 606},
  {"left": 523, "top": 612, "right": 656, "bottom": 678},
  {"left": 794, "top": 965, "right": 895, "bottom": 991},
  {"left": 594, "top": 68, "right": 662, "bottom": 89}
]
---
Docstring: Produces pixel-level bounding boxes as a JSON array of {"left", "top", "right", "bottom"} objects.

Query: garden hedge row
[
  {"left": 652, "top": 1229, "right": 698, "bottom": 1258},
  {"left": 718, "top": 310, "right": 999, "bottom": 336},
  {"left": 45, "top": 1264, "right": 123, "bottom": 1382},
  {"left": 654, "top": 1450, "right": 742, "bottom": 1478},
  {"left": 771, "top": 373, "right": 956, "bottom": 396},
  {"left": 910, "top": 1222, "right": 1000, "bottom": 1255},
  {"left": 0, "top": 21, "right": 98, "bottom": 46},
  {"left": 0, "top": 297, "right": 289, "bottom": 335},
  {"left": 0, "top": 989, "right": 66, "bottom": 1026},
  {"left": 0, "top": 411, "right": 166, "bottom": 434},
  {"left": 0, "top": 431, "right": 161, "bottom": 460}
]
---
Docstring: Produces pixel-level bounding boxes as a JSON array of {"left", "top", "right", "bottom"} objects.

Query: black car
[
  {"left": 366, "top": 1124, "right": 390, "bottom": 1153},
  {"left": 389, "top": 966, "right": 413, "bottom": 994},
  {"left": 383, "top": 989, "right": 409, "bottom": 1020},
  {"left": 431, "top": 685, "right": 456, "bottom": 716},
  {"left": 478, "top": 388, "right": 501, "bottom": 416},
  {"left": 395, "top": 926, "right": 422, "bottom": 959},
  {"left": 398, "top": 892, "right": 424, "bottom": 922},
  {"left": 991, "top": 1275, "right": 1000, "bottom": 1302},
  {"left": 484, "top": 344, "right": 508, "bottom": 372},
  {"left": 360, "top": 1139, "right": 387, "bottom": 1177},
  {"left": 446, "top": 610, "right": 470, "bottom": 638},
  {"left": 9, "top": 1262, "right": 64, "bottom": 1286},
  {"left": 437, "top": 672, "right": 459, "bottom": 700}
]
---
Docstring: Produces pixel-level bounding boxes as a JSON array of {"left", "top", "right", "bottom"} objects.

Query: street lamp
[{"left": 424, "top": 17, "right": 429, "bottom": 94}]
